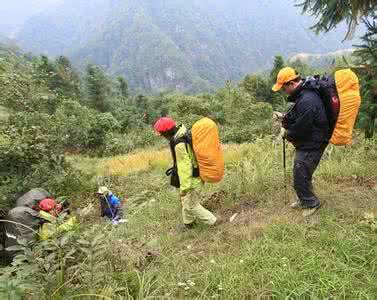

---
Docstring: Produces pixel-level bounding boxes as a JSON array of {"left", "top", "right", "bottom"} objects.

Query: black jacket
[{"left": 284, "top": 80, "right": 329, "bottom": 150}]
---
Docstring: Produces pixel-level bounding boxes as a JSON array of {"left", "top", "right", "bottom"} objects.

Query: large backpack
[
  {"left": 16, "top": 188, "right": 51, "bottom": 208},
  {"left": 191, "top": 118, "right": 224, "bottom": 183},
  {"left": 168, "top": 118, "right": 224, "bottom": 186},
  {"left": 313, "top": 69, "right": 361, "bottom": 146}
]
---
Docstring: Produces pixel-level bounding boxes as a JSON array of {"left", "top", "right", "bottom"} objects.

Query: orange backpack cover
[
  {"left": 191, "top": 118, "right": 224, "bottom": 183},
  {"left": 330, "top": 69, "right": 361, "bottom": 146}
]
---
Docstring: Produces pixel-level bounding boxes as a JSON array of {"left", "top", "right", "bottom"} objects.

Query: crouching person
[
  {"left": 37, "top": 198, "right": 78, "bottom": 240},
  {"left": 4, "top": 198, "right": 77, "bottom": 249},
  {"left": 154, "top": 117, "right": 217, "bottom": 229},
  {"left": 96, "top": 187, "right": 124, "bottom": 225}
]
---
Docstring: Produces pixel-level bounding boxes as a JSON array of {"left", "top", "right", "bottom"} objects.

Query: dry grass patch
[
  {"left": 70, "top": 143, "right": 258, "bottom": 178},
  {"left": 97, "top": 148, "right": 170, "bottom": 176}
]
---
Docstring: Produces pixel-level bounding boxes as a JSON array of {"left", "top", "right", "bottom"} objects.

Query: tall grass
[
  {"left": 13, "top": 138, "right": 377, "bottom": 299},
  {"left": 0, "top": 106, "right": 9, "bottom": 122}
]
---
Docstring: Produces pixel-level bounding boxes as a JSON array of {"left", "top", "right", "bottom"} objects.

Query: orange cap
[{"left": 272, "top": 67, "right": 299, "bottom": 92}]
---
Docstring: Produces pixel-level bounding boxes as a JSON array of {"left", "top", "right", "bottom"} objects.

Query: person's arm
[
  {"left": 287, "top": 99, "right": 315, "bottom": 141},
  {"left": 175, "top": 143, "right": 193, "bottom": 195},
  {"left": 110, "top": 195, "right": 121, "bottom": 208},
  {"left": 99, "top": 198, "right": 106, "bottom": 217}
]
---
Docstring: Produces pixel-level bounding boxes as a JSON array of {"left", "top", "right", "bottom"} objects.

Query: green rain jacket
[{"left": 174, "top": 125, "right": 202, "bottom": 193}]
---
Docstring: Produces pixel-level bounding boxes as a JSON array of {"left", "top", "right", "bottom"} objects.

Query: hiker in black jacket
[{"left": 272, "top": 67, "right": 329, "bottom": 217}]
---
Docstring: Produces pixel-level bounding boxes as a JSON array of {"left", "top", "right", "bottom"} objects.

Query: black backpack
[
  {"left": 283, "top": 76, "right": 340, "bottom": 139},
  {"left": 312, "top": 75, "right": 340, "bottom": 138}
]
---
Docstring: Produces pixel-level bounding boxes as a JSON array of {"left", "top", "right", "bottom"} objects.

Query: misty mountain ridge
[{"left": 12, "top": 0, "right": 362, "bottom": 92}]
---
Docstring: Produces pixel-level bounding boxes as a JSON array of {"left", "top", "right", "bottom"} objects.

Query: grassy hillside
[
  {"left": 79, "top": 140, "right": 376, "bottom": 298},
  {"left": 17, "top": 137, "right": 374, "bottom": 299},
  {"left": 72, "top": 141, "right": 377, "bottom": 299}
]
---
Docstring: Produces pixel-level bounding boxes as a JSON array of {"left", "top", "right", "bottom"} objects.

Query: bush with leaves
[
  {"left": 166, "top": 92, "right": 212, "bottom": 127},
  {"left": 0, "top": 53, "right": 61, "bottom": 114},
  {"left": 214, "top": 83, "right": 274, "bottom": 143},
  {"left": 354, "top": 14, "right": 377, "bottom": 139},
  {"left": 54, "top": 100, "right": 95, "bottom": 150},
  {"left": 104, "top": 128, "right": 161, "bottom": 156},
  {"left": 0, "top": 225, "right": 109, "bottom": 298},
  {"left": 0, "top": 223, "right": 157, "bottom": 298},
  {"left": 0, "top": 111, "right": 86, "bottom": 209},
  {"left": 240, "top": 74, "right": 272, "bottom": 103}
]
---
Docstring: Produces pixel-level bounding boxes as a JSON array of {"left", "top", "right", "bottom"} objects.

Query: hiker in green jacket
[{"left": 154, "top": 117, "right": 217, "bottom": 228}]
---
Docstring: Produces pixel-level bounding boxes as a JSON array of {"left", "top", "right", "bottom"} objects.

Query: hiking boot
[
  {"left": 177, "top": 222, "right": 196, "bottom": 232},
  {"left": 184, "top": 222, "right": 196, "bottom": 229},
  {"left": 214, "top": 217, "right": 225, "bottom": 226},
  {"left": 290, "top": 200, "right": 304, "bottom": 209},
  {"left": 302, "top": 203, "right": 321, "bottom": 217}
]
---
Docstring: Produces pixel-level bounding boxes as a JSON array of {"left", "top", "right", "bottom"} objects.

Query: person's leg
[
  {"left": 112, "top": 208, "right": 120, "bottom": 221},
  {"left": 293, "top": 149, "right": 324, "bottom": 208},
  {"left": 182, "top": 192, "right": 195, "bottom": 226},
  {"left": 181, "top": 190, "right": 217, "bottom": 226}
]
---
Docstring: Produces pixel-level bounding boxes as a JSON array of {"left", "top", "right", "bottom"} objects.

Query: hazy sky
[{"left": 0, "top": 0, "right": 62, "bottom": 36}]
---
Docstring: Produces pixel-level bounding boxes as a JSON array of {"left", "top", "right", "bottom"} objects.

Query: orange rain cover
[
  {"left": 192, "top": 118, "right": 224, "bottom": 183},
  {"left": 330, "top": 69, "right": 361, "bottom": 146}
]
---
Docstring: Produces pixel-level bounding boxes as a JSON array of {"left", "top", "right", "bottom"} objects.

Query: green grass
[
  {"left": 66, "top": 138, "right": 377, "bottom": 298},
  {"left": 106, "top": 175, "right": 377, "bottom": 298},
  {"left": 0, "top": 106, "right": 9, "bottom": 122},
  {"left": 4, "top": 138, "right": 377, "bottom": 299}
]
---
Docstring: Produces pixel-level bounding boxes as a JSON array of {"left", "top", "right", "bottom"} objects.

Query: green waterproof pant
[{"left": 181, "top": 190, "right": 217, "bottom": 226}]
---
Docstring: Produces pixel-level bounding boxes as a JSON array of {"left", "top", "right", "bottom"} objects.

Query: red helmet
[
  {"left": 154, "top": 117, "right": 176, "bottom": 133},
  {"left": 39, "top": 198, "right": 56, "bottom": 212}
]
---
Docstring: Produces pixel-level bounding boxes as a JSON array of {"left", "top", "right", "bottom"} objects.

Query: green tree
[
  {"left": 215, "top": 82, "right": 273, "bottom": 143},
  {"left": 0, "top": 111, "right": 82, "bottom": 208},
  {"left": 0, "top": 53, "right": 58, "bottom": 114},
  {"left": 268, "top": 55, "right": 288, "bottom": 112},
  {"left": 52, "top": 56, "right": 81, "bottom": 98},
  {"left": 134, "top": 94, "right": 150, "bottom": 123},
  {"left": 86, "top": 64, "right": 111, "bottom": 112},
  {"left": 240, "top": 74, "right": 272, "bottom": 103},
  {"left": 298, "top": 0, "right": 377, "bottom": 39},
  {"left": 117, "top": 76, "right": 129, "bottom": 99},
  {"left": 168, "top": 93, "right": 211, "bottom": 127},
  {"left": 290, "top": 59, "right": 315, "bottom": 77},
  {"left": 34, "top": 55, "right": 56, "bottom": 85},
  {"left": 354, "top": 14, "right": 377, "bottom": 138},
  {"left": 270, "top": 55, "right": 285, "bottom": 83}
]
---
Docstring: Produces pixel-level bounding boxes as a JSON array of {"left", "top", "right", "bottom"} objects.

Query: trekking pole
[
  {"left": 283, "top": 138, "right": 286, "bottom": 183},
  {"left": 283, "top": 137, "right": 288, "bottom": 204}
]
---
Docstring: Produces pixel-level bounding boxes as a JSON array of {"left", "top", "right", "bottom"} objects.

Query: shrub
[
  {"left": 103, "top": 128, "right": 161, "bottom": 156},
  {"left": 0, "top": 112, "right": 85, "bottom": 209}
]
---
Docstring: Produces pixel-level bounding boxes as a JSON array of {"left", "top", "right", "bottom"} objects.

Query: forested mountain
[
  {"left": 16, "top": 0, "right": 359, "bottom": 92},
  {"left": 289, "top": 49, "right": 355, "bottom": 69}
]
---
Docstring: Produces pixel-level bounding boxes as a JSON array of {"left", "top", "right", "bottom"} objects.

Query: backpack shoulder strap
[
  {"left": 169, "top": 140, "right": 178, "bottom": 168},
  {"left": 170, "top": 130, "right": 194, "bottom": 166}
]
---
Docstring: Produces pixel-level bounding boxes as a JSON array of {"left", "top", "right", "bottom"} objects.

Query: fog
[{"left": 0, "top": 0, "right": 61, "bottom": 36}]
